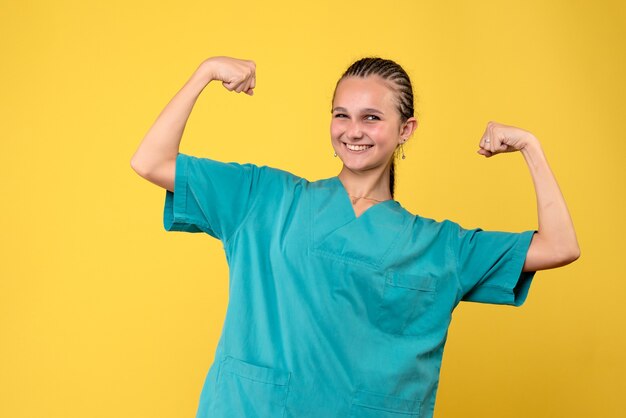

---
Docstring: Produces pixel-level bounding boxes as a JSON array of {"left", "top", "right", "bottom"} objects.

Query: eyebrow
[{"left": 332, "top": 106, "right": 384, "bottom": 115}]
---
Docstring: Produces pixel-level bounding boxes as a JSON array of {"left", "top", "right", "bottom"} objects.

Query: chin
[{"left": 340, "top": 158, "right": 376, "bottom": 172}]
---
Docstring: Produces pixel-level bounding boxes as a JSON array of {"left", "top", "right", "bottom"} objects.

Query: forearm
[
  {"left": 521, "top": 137, "right": 580, "bottom": 260},
  {"left": 130, "top": 62, "right": 213, "bottom": 175}
]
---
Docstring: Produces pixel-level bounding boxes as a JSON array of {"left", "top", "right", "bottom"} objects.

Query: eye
[
  {"left": 365, "top": 115, "right": 380, "bottom": 121},
  {"left": 334, "top": 113, "right": 348, "bottom": 118}
]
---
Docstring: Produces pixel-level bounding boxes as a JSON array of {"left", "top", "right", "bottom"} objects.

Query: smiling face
[{"left": 330, "top": 75, "right": 406, "bottom": 173}]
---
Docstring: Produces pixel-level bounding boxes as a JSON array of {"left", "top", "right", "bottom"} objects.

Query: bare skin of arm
[
  {"left": 477, "top": 122, "right": 581, "bottom": 273},
  {"left": 130, "top": 56, "right": 256, "bottom": 192}
]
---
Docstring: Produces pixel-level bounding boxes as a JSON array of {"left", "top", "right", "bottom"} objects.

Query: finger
[
  {"left": 479, "top": 123, "right": 490, "bottom": 149},
  {"left": 492, "top": 137, "right": 501, "bottom": 154},
  {"left": 480, "top": 134, "right": 491, "bottom": 151},
  {"left": 479, "top": 130, "right": 486, "bottom": 148},
  {"left": 244, "top": 78, "right": 254, "bottom": 96},
  {"left": 223, "top": 79, "right": 238, "bottom": 91},
  {"left": 234, "top": 78, "right": 247, "bottom": 93},
  {"left": 239, "top": 69, "right": 254, "bottom": 91},
  {"left": 488, "top": 124, "right": 496, "bottom": 153},
  {"left": 230, "top": 70, "right": 249, "bottom": 92},
  {"left": 240, "top": 75, "right": 253, "bottom": 93},
  {"left": 244, "top": 75, "right": 256, "bottom": 95},
  {"left": 494, "top": 134, "right": 509, "bottom": 153}
]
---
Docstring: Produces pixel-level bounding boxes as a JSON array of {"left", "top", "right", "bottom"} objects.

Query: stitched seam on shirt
[
  {"left": 281, "top": 373, "right": 292, "bottom": 418},
  {"left": 508, "top": 230, "right": 535, "bottom": 296},
  {"left": 222, "top": 165, "right": 265, "bottom": 248},
  {"left": 310, "top": 180, "right": 353, "bottom": 246},
  {"left": 449, "top": 221, "right": 464, "bottom": 307},
  {"left": 222, "top": 371, "right": 289, "bottom": 387},
  {"left": 511, "top": 230, "right": 533, "bottom": 276},
  {"left": 352, "top": 404, "right": 416, "bottom": 415},
  {"left": 379, "top": 212, "right": 412, "bottom": 266},
  {"left": 186, "top": 186, "right": 215, "bottom": 233},
  {"left": 485, "top": 232, "right": 528, "bottom": 294},
  {"left": 311, "top": 248, "right": 380, "bottom": 271},
  {"left": 472, "top": 283, "right": 511, "bottom": 290},
  {"left": 172, "top": 213, "right": 211, "bottom": 232},
  {"left": 171, "top": 154, "right": 212, "bottom": 233}
]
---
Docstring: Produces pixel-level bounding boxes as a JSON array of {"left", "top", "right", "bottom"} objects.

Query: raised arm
[
  {"left": 477, "top": 121, "right": 581, "bottom": 272},
  {"left": 130, "top": 56, "right": 256, "bottom": 192}
]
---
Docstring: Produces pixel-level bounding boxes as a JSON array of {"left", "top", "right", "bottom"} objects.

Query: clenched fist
[{"left": 201, "top": 56, "right": 256, "bottom": 96}]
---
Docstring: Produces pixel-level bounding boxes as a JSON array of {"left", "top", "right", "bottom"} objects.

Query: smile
[{"left": 343, "top": 142, "right": 374, "bottom": 152}]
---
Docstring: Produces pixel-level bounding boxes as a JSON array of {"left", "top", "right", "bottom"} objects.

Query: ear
[{"left": 399, "top": 117, "right": 418, "bottom": 142}]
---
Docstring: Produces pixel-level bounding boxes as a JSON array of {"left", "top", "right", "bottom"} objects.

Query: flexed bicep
[
  {"left": 135, "top": 157, "right": 176, "bottom": 192},
  {"left": 522, "top": 231, "right": 578, "bottom": 272}
]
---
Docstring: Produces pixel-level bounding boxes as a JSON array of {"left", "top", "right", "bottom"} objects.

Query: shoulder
[
  {"left": 401, "top": 208, "right": 459, "bottom": 235},
  {"left": 254, "top": 163, "right": 304, "bottom": 181},
  {"left": 199, "top": 157, "right": 309, "bottom": 190},
  {"left": 234, "top": 164, "right": 317, "bottom": 211},
  {"left": 400, "top": 211, "right": 474, "bottom": 252},
  {"left": 253, "top": 164, "right": 311, "bottom": 194}
]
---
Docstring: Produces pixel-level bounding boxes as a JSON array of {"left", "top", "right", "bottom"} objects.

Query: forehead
[{"left": 333, "top": 75, "right": 397, "bottom": 110}]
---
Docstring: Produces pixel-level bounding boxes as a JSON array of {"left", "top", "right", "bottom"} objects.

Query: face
[{"left": 331, "top": 75, "right": 409, "bottom": 173}]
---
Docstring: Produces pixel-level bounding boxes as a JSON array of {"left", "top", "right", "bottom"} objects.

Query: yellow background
[{"left": 1, "top": 0, "right": 624, "bottom": 417}]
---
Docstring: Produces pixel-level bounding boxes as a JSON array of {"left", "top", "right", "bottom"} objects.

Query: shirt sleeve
[
  {"left": 163, "top": 152, "right": 264, "bottom": 242},
  {"left": 447, "top": 220, "right": 538, "bottom": 306}
]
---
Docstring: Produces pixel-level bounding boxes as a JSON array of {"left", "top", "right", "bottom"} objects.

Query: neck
[{"left": 337, "top": 162, "right": 393, "bottom": 202}]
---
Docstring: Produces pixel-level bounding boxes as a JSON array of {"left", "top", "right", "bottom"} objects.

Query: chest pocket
[{"left": 375, "top": 272, "right": 438, "bottom": 336}]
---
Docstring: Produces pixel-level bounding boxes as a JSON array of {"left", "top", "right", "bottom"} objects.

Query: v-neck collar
[
  {"left": 308, "top": 176, "right": 410, "bottom": 269},
  {"left": 331, "top": 176, "right": 400, "bottom": 220}
]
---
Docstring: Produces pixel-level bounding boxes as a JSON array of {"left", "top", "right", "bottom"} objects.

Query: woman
[{"left": 131, "top": 55, "right": 580, "bottom": 418}]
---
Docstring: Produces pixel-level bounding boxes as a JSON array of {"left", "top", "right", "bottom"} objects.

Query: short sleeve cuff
[
  {"left": 462, "top": 229, "right": 538, "bottom": 306},
  {"left": 163, "top": 153, "right": 208, "bottom": 233}
]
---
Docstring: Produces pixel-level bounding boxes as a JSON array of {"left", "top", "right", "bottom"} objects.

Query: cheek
[
  {"left": 330, "top": 122, "right": 341, "bottom": 138},
  {"left": 371, "top": 126, "right": 393, "bottom": 142}
]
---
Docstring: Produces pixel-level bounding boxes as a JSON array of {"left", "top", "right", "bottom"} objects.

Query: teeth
[{"left": 346, "top": 143, "right": 373, "bottom": 151}]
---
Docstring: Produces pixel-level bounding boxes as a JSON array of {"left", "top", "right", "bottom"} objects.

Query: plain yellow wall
[{"left": 1, "top": 1, "right": 624, "bottom": 417}]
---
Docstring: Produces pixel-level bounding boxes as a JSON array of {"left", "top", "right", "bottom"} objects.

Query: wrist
[
  {"left": 520, "top": 134, "right": 546, "bottom": 165},
  {"left": 196, "top": 60, "right": 216, "bottom": 84}
]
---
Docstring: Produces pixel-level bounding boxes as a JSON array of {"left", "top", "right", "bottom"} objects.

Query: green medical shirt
[{"left": 163, "top": 153, "right": 537, "bottom": 418}]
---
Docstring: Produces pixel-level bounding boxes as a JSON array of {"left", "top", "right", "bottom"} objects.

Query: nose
[{"left": 346, "top": 120, "right": 363, "bottom": 139}]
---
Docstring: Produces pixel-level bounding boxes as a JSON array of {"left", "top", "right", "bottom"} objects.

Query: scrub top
[{"left": 163, "top": 152, "right": 538, "bottom": 418}]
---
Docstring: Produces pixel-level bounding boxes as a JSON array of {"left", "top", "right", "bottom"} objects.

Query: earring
[
  {"left": 333, "top": 151, "right": 337, "bottom": 157},
  {"left": 401, "top": 141, "right": 406, "bottom": 159}
]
